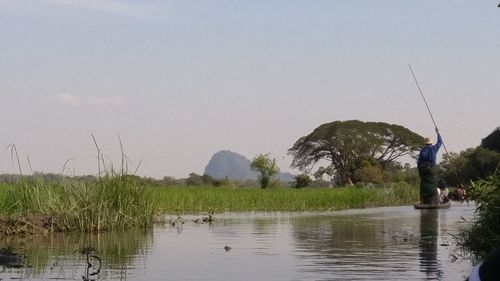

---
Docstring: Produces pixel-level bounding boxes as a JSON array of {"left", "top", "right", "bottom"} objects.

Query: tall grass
[
  {"left": 0, "top": 178, "right": 419, "bottom": 233},
  {"left": 151, "top": 183, "right": 419, "bottom": 213},
  {"left": 0, "top": 174, "right": 156, "bottom": 233},
  {"left": 0, "top": 141, "right": 156, "bottom": 234}
]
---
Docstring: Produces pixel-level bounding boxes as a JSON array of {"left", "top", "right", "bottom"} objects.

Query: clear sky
[{"left": 1, "top": 1, "right": 499, "bottom": 178}]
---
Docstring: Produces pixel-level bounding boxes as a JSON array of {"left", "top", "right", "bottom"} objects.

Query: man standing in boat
[{"left": 417, "top": 127, "right": 442, "bottom": 204}]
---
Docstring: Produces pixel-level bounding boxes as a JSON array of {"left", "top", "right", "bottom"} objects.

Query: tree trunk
[{"left": 338, "top": 170, "right": 353, "bottom": 186}]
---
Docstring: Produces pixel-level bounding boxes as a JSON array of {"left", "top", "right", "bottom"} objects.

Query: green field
[{"left": 150, "top": 184, "right": 419, "bottom": 213}]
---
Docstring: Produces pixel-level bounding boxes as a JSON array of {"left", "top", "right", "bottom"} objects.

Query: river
[{"left": 0, "top": 202, "right": 475, "bottom": 280}]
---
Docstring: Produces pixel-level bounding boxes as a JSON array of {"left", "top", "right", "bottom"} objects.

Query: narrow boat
[{"left": 414, "top": 201, "right": 451, "bottom": 209}]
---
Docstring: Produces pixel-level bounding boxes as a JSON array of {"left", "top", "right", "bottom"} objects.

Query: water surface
[{"left": 0, "top": 202, "right": 475, "bottom": 280}]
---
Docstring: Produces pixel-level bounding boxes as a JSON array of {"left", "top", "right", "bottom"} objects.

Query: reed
[
  {"left": 151, "top": 183, "right": 419, "bottom": 213},
  {"left": 0, "top": 174, "right": 156, "bottom": 234},
  {"left": 0, "top": 140, "right": 156, "bottom": 234}
]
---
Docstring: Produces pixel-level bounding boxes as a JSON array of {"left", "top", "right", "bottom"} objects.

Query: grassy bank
[
  {"left": 0, "top": 175, "right": 156, "bottom": 234},
  {"left": 151, "top": 183, "right": 419, "bottom": 213},
  {"left": 0, "top": 177, "right": 419, "bottom": 234}
]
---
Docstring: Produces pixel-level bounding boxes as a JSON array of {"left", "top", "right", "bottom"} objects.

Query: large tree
[{"left": 288, "top": 120, "right": 424, "bottom": 185}]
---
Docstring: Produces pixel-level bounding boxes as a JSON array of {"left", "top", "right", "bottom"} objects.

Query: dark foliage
[
  {"left": 294, "top": 174, "right": 312, "bottom": 188},
  {"left": 481, "top": 127, "right": 500, "bottom": 153},
  {"left": 458, "top": 173, "right": 500, "bottom": 260},
  {"left": 439, "top": 147, "right": 500, "bottom": 186}
]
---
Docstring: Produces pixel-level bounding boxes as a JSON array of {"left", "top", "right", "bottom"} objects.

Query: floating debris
[
  {"left": 460, "top": 216, "right": 470, "bottom": 223},
  {"left": 224, "top": 246, "right": 232, "bottom": 252},
  {"left": 391, "top": 231, "right": 416, "bottom": 242},
  {"left": 170, "top": 216, "right": 185, "bottom": 227},
  {"left": 202, "top": 212, "right": 215, "bottom": 223},
  {"left": 450, "top": 254, "right": 458, "bottom": 263}
]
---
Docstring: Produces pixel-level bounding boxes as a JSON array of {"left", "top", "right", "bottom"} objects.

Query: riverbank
[{"left": 0, "top": 180, "right": 419, "bottom": 234}]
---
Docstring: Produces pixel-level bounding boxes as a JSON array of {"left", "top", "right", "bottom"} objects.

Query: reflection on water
[
  {"left": 0, "top": 246, "right": 23, "bottom": 268},
  {"left": 292, "top": 215, "right": 420, "bottom": 280},
  {"left": 419, "top": 210, "right": 442, "bottom": 280},
  {"left": 0, "top": 228, "right": 152, "bottom": 280},
  {"left": 0, "top": 203, "right": 474, "bottom": 281}
]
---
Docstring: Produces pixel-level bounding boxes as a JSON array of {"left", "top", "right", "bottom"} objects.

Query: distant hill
[
  {"left": 204, "top": 150, "right": 295, "bottom": 182},
  {"left": 276, "top": 171, "right": 295, "bottom": 182},
  {"left": 204, "top": 150, "right": 258, "bottom": 180}
]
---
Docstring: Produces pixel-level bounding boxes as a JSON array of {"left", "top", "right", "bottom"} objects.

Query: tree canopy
[
  {"left": 481, "top": 127, "right": 500, "bottom": 153},
  {"left": 439, "top": 147, "right": 500, "bottom": 186},
  {"left": 250, "top": 153, "right": 279, "bottom": 188},
  {"left": 439, "top": 126, "right": 500, "bottom": 186},
  {"left": 288, "top": 120, "right": 424, "bottom": 185}
]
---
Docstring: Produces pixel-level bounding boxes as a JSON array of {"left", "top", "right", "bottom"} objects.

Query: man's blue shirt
[{"left": 417, "top": 134, "right": 442, "bottom": 167}]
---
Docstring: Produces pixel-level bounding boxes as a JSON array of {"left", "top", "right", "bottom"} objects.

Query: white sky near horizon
[{"left": 0, "top": 1, "right": 499, "bottom": 179}]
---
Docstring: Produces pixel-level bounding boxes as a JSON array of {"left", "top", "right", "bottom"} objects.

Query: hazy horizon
[{"left": 1, "top": 1, "right": 499, "bottom": 179}]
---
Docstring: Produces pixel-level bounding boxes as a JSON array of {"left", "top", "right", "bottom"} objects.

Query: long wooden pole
[
  {"left": 409, "top": 65, "right": 439, "bottom": 129},
  {"left": 408, "top": 64, "right": 460, "bottom": 183}
]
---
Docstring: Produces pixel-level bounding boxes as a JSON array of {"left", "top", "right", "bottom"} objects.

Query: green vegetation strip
[
  {"left": 0, "top": 178, "right": 419, "bottom": 234},
  {"left": 151, "top": 184, "right": 419, "bottom": 213}
]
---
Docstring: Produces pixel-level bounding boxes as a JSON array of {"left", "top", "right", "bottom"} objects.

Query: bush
[
  {"left": 294, "top": 174, "right": 311, "bottom": 188},
  {"left": 458, "top": 172, "right": 500, "bottom": 260},
  {"left": 353, "top": 165, "right": 384, "bottom": 184}
]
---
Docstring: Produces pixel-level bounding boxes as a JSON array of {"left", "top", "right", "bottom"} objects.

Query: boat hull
[{"left": 414, "top": 201, "right": 451, "bottom": 209}]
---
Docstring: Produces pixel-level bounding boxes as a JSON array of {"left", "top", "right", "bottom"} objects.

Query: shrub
[
  {"left": 458, "top": 172, "right": 500, "bottom": 260},
  {"left": 294, "top": 174, "right": 312, "bottom": 188}
]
